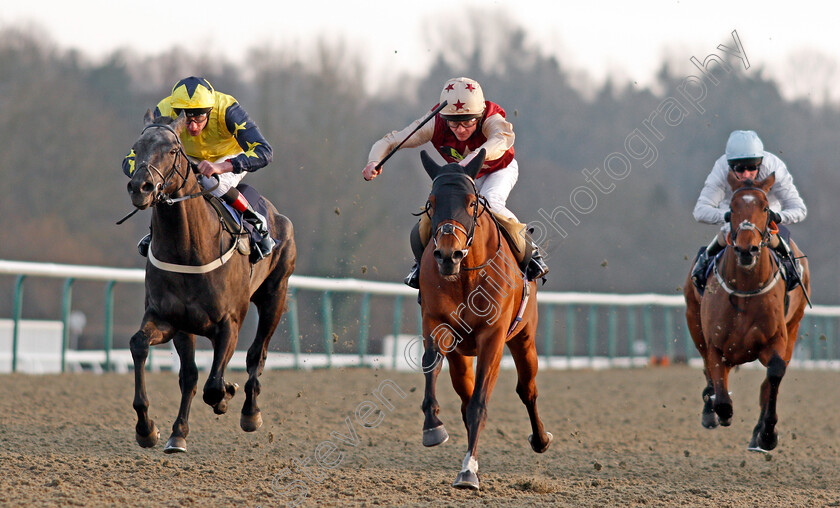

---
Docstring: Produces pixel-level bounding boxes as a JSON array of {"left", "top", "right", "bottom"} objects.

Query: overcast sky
[{"left": 3, "top": 1, "right": 838, "bottom": 102}]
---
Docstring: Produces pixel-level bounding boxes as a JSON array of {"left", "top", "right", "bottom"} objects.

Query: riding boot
[
  {"left": 404, "top": 261, "right": 420, "bottom": 289},
  {"left": 772, "top": 238, "right": 801, "bottom": 292},
  {"left": 137, "top": 233, "right": 151, "bottom": 257},
  {"left": 242, "top": 207, "right": 276, "bottom": 259},
  {"left": 691, "top": 238, "right": 725, "bottom": 291},
  {"left": 526, "top": 247, "right": 549, "bottom": 283}
]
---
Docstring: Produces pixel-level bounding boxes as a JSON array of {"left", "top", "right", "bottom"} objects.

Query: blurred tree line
[{"left": 1, "top": 22, "right": 839, "bottom": 347}]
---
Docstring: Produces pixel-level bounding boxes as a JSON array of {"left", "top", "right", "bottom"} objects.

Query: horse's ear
[
  {"left": 726, "top": 169, "right": 743, "bottom": 191},
  {"left": 171, "top": 111, "right": 187, "bottom": 134},
  {"left": 143, "top": 109, "right": 155, "bottom": 126},
  {"left": 463, "top": 149, "right": 486, "bottom": 179},
  {"left": 420, "top": 150, "right": 441, "bottom": 180},
  {"left": 757, "top": 172, "right": 775, "bottom": 193}
]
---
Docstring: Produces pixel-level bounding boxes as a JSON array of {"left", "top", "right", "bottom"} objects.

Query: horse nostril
[
  {"left": 140, "top": 181, "right": 154, "bottom": 194},
  {"left": 452, "top": 251, "right": 464, "bottom": 262},
  {"left": 749, "top": 246, "right": 760, "bottom": 255},
  {"left": 433, "top": 250, "right": 442, "bottom": 262}
]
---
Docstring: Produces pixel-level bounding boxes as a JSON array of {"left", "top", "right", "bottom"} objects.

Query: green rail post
[
  {"left": 358, "top": 293, "right": 370, "bottom": 366},
  {"left": 12, "top": 275, "right": 25, "bottom": 373},
  {"left": 60, "top": 278, "right": 75, "bottom": 373},
  {"left": 607, "top": 306, "right": 617, "bottom": 366},
  {"left": 565, "top": 306, "right": 575, "bottom": 368},
  {"left": 322, "top": 291, "right": 333, "bottom": 368},
  {"left": 664, "top": 307, "right": 674, "bottom": 362},
  {"left": 543, "top": 304, "right": 554, "bottom": 364},
  {"left": 627, "top": 307, "right": 636, "bottom": 366},
  {"left": 587, "top": 306, "right": 597, "bottom": 367},
  {"left": 643, "top": 306, "right": 653, "bottom": 361},
  {"left": 392, "top": 295, "right": 403, "bottom": 369},
  {"left": 288, "top": 288, "right": 301, "bottom": 370},
  {"left": 104, "top": 280, "right": 116, "bottom": 373}
]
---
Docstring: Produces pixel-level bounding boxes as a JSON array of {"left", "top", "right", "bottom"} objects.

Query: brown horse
[
  {"left": 417, "top": 150, "right": 552, "bottom": 490},
  {"left": 126, "top": 111, "right": 296, "bottom": 453},
  {"left": 684, "top": 172, "right": 810, "bottom": 451}
]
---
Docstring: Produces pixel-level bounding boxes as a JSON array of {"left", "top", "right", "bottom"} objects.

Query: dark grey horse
[{"left": 126, "top": 111, "right": 296, "bottom": 453}]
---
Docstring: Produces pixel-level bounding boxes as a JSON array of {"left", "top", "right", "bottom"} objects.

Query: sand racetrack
[{"left": 1, "top": 365, "right": 838, "bottom": 507}]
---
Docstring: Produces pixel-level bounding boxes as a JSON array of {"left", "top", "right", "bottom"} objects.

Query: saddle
[{"left": 203, "top": 184, "right": 273, "bottom": 263}]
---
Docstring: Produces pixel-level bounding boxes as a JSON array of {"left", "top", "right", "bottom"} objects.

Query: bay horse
[
  {"left": 684, "top": 171, "right": 810, "bottom": 451},
  {"left": 417, "top": 150, "right": 552, "bottom": 490},
  {"left": 126, "top": 111, "right": 296, "bottom": 453}
]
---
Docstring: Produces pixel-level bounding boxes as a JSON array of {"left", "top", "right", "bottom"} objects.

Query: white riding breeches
[
  {"left": 191, "top": 153, "right": 247, "bottom": 198},
  {"left": 476, "top": 158, "right": 519, "bottom": 220}
]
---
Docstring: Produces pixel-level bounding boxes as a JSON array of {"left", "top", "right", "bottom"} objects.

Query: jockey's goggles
[
  {"left": 176, "top": 108, "right": 211, "bottom": 122},
  {"left": 446, "top": 118, "right": 479, "bottom": 129},
  {"left": 728, "top": 158, "right": 762, "bottom": 174}
]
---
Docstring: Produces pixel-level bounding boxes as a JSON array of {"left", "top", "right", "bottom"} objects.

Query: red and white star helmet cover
[{"left": 439, "top": 77, "right": 486, "bottom": 120}]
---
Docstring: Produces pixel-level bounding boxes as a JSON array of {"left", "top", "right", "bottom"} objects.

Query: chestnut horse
[
  {"left": 684, "top": 172, "right": 809, "bottom": 451},
  {"left": 126, "top": 111, "right": 296, "bottom": 453},
  {"left": 418, "top": 150, "right": 552, "bottom": 490}
]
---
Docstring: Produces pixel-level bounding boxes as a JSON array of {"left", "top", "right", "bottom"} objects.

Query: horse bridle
[
  {"left": 427, "top": 173, "right": 502, "bottom": 270},
  {"left": 727, "top": 186, "right": 775, "bottom": 249},
  {"left": 429, "top": 173, "right": 482, "bottom": 252},
  {"left": 136, "top": 123, "right": 217, "bottom": 206}
]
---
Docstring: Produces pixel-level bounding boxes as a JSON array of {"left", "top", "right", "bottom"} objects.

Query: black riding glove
[{"left": 768, "top": 209, "right": 782, "bottom": 225}]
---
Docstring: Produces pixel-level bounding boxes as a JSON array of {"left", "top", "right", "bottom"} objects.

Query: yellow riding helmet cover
[{"left": 170, "top": 76, "right": 216, "bottom": 110}]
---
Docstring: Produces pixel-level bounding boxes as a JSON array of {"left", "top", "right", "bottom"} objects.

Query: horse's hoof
[
  {"left": 213, "top": 399, "right": 229, "bottom": 415},
  {"left": 164, "top": 436, "right": 187, "bottom": 453},
  {"left": 528, "top": 432, "right": 553, "bottom": 453},
  {"left": 714, "top": 402, "right": 733, "bottom": 427},
  {"left": 452, "top": 470, "right": 479, "bottom": 490},
  {"left": 423, "top": 425, "right": 449, "bottom": 447},
  {"left": 701, "top": 412, "right": 719, "bottom": 429},
  {"left": 241, "top": 411, "right": 263, "bottom": 432},
  {"left": 136, "top": 423, "right": 160, "bottom": 448},
  {"left": 749, "top": 431, "right": 778, "bottom": 452}
]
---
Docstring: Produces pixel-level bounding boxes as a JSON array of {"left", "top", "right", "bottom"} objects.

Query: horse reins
[{"left": 137, "top": 123, "right": 219, "bottom": 207}]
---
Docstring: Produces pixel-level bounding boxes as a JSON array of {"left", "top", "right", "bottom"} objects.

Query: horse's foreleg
[
  {"left": 508, "top": 334, "right": 552, "bottom": 453},
  {"left": 203, "top": 320, "right": 239, "bottom": 414},
  {"left": 242, "top": 286, "right": 287, "bottom": 432},
  {"left": 130, "top": 319, "right": 175, "bottom": 448},
  {"left": 708, "top": 349, "right": 733, "bottom": 426},
  {"left": 446, "top": 351, "right": 475, "bottom": 431},
  {"left": 165, "top": 332, "right": 197, "bottom": 453},
  {"left": 454, "top": 338, "right": 504, "bottom": 490},
  {"left": 749, "top": 351, "right": 786, "bottom": 452},
  {"left": 421, "top": 339, "right": 448, "bottom": 447}
]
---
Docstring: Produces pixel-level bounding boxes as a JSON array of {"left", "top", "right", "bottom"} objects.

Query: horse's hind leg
[
  {"left": 421, "top": 338, "right": 449, "bottom": 447},
  {"left": 203, "top": 319, "right": 239, "bottom": 414},
  {"left": 165, "top": 332, "right": 197, "bottom": 453},
  {"left": 507, "top": 332, "right": 552, "bottom": 453},
  {"left": 749, "top": 351, "right": 786, "bottom": 452},
  {"left": 241, "top": 281, "right": 289, "bottom": 432},
  {"left": 130, "top": 317, "right": 176, "bottom": 448}
]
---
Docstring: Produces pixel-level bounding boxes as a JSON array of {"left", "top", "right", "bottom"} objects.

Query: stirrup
[
  {"left": 137, "top": 233, "right": 151, "bottom": 257},
  {"left": 404, "top": 262, "right": 420, "bottom": 289}
]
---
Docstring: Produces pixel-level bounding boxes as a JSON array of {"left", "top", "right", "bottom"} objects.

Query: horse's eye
[{"left": 170, "top": 148, "right": 178, "bottom": 154}]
